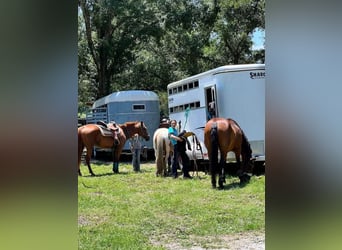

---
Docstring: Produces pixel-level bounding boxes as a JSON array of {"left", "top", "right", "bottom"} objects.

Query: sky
[{"left": 252, "top": 28, "right": 265, "bottom": 50}]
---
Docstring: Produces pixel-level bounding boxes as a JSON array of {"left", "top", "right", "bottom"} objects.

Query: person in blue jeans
[
  {"left": 177, "top": 130, "right": 193, "bottom": 179},
  {"left": 129, "top": 133, "right": 142, "bottom": 172},
  {"left": 168, "top": 120, "right": 182, "bottom": 178}
]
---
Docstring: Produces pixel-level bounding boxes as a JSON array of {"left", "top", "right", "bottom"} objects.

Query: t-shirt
[
  {"left": 177, "top": 136, "right": 187, "bottom": 152},
  {"left": 168, "top": 127, "right": 178, "bottom": 145},
  {"left": 130, "top": 136, "right": 141, "bottom": 150}
]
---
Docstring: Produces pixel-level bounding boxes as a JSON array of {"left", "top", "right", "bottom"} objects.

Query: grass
[{"left": 78, "top": 161, "right": 265, "bottom": 249}]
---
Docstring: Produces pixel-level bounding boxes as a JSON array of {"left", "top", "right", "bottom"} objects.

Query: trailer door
[{"left": 205, "top": 85, "right": 218, "bottom": 121}]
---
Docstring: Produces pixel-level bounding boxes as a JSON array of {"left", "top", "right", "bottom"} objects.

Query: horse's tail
[
  {"left": 155, "top": 135, "right": 164, "bottom": 175},
  {"left": 210, "top": 122, "right": 219, "bottom": 175}
]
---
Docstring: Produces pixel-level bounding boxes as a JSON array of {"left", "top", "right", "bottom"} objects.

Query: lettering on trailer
[{"left": 250, "top": 71, "right": 265, "bottom": 79}]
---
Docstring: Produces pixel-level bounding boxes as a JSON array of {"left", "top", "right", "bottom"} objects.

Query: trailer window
[
  {"left": 169, "top": 100, "right": 201, "bottom": 114},
  {"left": 183, "top": 84, "right": 188, "bottom": 91},
  {"left": 188, "top": 82, "right": 193, "bottom": 89},
  {"left": 194, "top": 80, "right": 199, "bottom": 88},
  {"left": 168, "top": 89, "right": 172, "bottom": 95},
  {"left": 132, "top": 104, "right": 145, "bottom": 111}
]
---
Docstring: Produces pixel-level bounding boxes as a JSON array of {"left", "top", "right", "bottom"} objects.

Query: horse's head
[{"left": 138, "top": 121, "right": 150, "bottom": 141}]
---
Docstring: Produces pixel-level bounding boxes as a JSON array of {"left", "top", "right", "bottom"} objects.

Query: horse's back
[
  {"left": 204, "top": 118, "right": 228, "bottom": 146},
  {"left": 78, "top": 124, "right": 101, "bottom": 135},
  {"left": 204, "top": 117, "right": 243, "bottom": 151},
  {"left": 153, "top": 128, "right": 169, "bottom": 149}
]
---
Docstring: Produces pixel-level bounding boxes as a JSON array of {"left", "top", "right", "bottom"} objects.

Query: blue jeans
[
  {"left": 171, "top": 144, "right": 179, "bottom": 177},
  {"left": 132, "top": 149, "right": 141, "bottom": 171}
]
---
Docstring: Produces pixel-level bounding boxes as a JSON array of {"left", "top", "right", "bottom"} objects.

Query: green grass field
[{"left": 78, "top": 161, "right": 265, "bottom": 249}]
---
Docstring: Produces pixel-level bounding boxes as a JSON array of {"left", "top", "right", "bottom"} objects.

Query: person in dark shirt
[{"left": 177, "top": 130, "right": 193, "bottom": 179}]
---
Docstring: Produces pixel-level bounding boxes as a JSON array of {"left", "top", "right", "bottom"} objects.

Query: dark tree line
[{"left": 78, "top": 0, "right": 265, "bottom": 117}]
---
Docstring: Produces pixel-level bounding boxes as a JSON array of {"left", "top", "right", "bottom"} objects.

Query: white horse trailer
[
  {"left": 86, "top": 90, "right": 160, "bottom": 153},
  {"left": 167, "top": 64, "right": 265, "bottom": 167}
]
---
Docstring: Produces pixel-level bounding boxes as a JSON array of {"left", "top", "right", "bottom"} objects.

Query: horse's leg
[
  {"left": 235, "top": 150, "right": 249, "bottom": 184},
  {"left": 218, "top": 152, "right": 227, "bottom": 189},
  {"left": 208, "top": 145, "right": 218, "bottom": 188},
  {"left": 164, "top": 160, "right": 167, "bottom": 177},
  {"left": 78, "top": 134, "right": 83, "bottom": 176},
  {"left": 239, "top": 153, "right": 252, "bottom": 184},
  {"left": 112, "top": 146, "right": 122, "bottom": 173},
  {"left": 209, "top": 124, "right": 219, "bottom": 188},
  {"left": 164, "top": 150, "right": 170, "bottom": 177},
  {"left": 156, "top": 155, "right": 162, "bottom": 177},
  {"left": 85, "top": 146, "right": 95, "bottom": 176}
]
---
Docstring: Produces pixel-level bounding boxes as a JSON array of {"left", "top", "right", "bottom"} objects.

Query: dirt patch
[{"left": 150, "top": 231, "right": 265, "bottom": 250}]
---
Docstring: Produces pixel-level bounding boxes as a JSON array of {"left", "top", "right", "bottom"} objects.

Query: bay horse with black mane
[
  {"left": 204, "top": 118, "right": 253, "bottom": 189},
  {"left": 78, "top": 121, "right": 150, "bottom": 176}
]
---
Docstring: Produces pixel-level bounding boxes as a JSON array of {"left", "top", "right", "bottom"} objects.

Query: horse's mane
[{"left": 119, "top": 121, "right": 140, "bottom": 127}]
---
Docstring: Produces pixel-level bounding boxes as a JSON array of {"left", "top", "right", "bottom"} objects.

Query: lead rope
[
  {"left": 191, "top": 135, "right": 199, "bottom": 178},
  {"left": 190, "top": 132, "right": 204, "bottom": 178}
]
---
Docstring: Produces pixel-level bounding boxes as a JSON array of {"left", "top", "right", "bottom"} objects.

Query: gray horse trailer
[{"left": 86, "top": 90, "right": 160, "bottom": 152}]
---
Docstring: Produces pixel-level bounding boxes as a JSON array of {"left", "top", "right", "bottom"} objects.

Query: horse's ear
[{"left": 141, "top": 121, "right": 143, "bottom": 126}]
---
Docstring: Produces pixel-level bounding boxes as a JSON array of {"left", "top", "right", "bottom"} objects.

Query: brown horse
[
  {"left": 78, "top": 121, "right": 150, "bottom": 176},
  {"left": 204, "top": 118, "right": 253, "bottom": 189}
]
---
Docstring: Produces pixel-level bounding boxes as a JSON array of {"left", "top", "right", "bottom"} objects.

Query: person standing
[
  {"left": 177, "top": 130, "right": 193, "bottom": 179},
  {"left": 130, "top": 133, "right": 142, "bottom": 172},
  {"left": 168, "top": 120, "right": 182, "bottom": 178}
]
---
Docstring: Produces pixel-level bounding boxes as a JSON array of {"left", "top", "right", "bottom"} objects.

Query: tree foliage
[{"left": 78, "top": 0, "right": 265, "bottom": 117}]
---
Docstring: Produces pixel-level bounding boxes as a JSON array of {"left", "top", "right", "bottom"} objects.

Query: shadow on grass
[
  {"left": 216, "top": 180, "right": 250, "bottom": 190},
  {"left": 83, "top": 171, "right": 130, "bottom": 177}
]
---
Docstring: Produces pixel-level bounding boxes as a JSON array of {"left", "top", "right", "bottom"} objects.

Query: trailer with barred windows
[
  {"left": 86, "top": 90, "right": 160, "bottom": 155},
  {"left": 167, "top": 64, "right": 265, "bottom": 174}
]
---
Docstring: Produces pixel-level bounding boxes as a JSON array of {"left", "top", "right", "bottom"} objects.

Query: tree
[
  {"left": 78, "top": 0, "right": 163, "bottom": 99},
  {"left": 78, "top": 0, "right": 265, "bottom": 116},
  {"left": 207, "top": 0, "right": 265, "bottom": 64}
]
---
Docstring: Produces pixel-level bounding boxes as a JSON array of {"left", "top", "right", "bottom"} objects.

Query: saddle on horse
[{"left": 96, "top": 121, "right": 120, "bottom": 138}]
